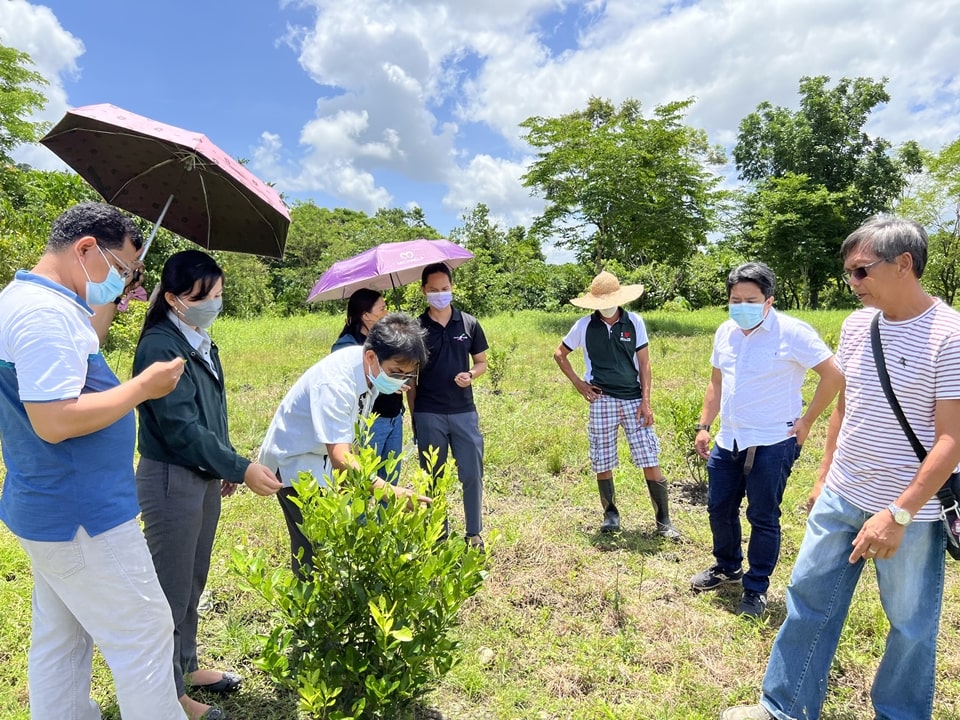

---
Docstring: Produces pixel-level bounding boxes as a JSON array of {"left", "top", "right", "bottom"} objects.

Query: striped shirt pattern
[{"left": 827, "top": 302, "right": 960, "bottom": 520}]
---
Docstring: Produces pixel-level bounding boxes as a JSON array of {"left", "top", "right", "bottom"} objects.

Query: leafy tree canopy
[
  {"left": 520, "top": 96, "right": 724, "bottom": 270},
  {"left": 731, "top": 76, "right": 922, "bottom": 308},
  {"left": 734, "top": 75, "right": 922, "bottom": 220},
  {"left": 0, "top": 43, "right": 47, "bottom": 165},
  {"left": 897, "top": 137, "right": 960, "bottom": 304}
]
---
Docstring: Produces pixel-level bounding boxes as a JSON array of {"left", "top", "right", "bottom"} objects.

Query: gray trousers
[
  {"left": 136, "top": 458, "right": 222, "bottom": 698},
  {"left": 414, "top": 410, "right": 484, "bottom": 536}
]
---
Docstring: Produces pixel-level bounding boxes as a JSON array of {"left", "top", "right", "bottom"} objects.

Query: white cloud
[
  {"left": 10, "top": 0, "right": 960, "bottom": 239},
  {"left": 444, "top": 153, "right": 545, "bottom": 231},
  {"left": 1, "top": 0, "right": 84, "bottom": 169},
  {"left": 271, "top": 0, "right": 960, "bottom": 232}
]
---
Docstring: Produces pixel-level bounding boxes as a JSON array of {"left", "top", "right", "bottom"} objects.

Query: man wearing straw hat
[{"left": 554, "top": 271, "right": 680, "bottom": 539}]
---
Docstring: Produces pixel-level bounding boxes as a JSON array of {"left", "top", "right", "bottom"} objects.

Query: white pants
[{"left": 19, "top": 520, "right": 186, "bottom": 719}]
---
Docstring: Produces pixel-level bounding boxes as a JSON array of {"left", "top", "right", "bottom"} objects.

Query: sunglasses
[
  {"left": 842, "top": 258, "right": 885, "bottom": 283},
  {"left": 385, "top": 371, "right": 418, "bottom": 382}
]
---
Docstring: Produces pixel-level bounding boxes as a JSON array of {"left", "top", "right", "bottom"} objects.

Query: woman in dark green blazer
[{"left": 133, "top": 250, "right": 281, "bottom": 720}]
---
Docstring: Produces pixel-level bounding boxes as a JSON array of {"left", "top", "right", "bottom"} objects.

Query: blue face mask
[
  {"left": 367, "top": 358, "right": 407, "bottom": 395},
  {"left": 728, "top": 302, "right": 766, "bottom": 330},
  {"left": 82, "top": 246, "right": 127, "bottom": 306}
]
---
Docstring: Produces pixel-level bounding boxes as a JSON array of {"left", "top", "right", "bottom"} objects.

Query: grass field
[{"left": 1, "top": 308, "right": 959, "bottom": 719}]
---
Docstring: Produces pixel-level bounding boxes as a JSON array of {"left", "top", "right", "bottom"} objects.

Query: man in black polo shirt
[
  {"left": 410, "top": 262, "right": 489, "bottom": 549},
  {"left": 554, "top": 271, "right": 680, "bottom": 539}
]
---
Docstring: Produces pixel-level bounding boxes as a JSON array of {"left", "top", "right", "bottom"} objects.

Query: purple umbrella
[
  {"left": 307, "top": 239, "right": 475, "bottom": 302},
  {"left": 40, "top": 103, "right": 289, "bottom": 258}
]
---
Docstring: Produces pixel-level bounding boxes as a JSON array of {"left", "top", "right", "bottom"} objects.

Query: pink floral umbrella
[
  {"left": 40, "top": 103, "right": 289, "bottom": 258},
  {"left": 307, "top": 239, "right": 474, "bottom": 302}
]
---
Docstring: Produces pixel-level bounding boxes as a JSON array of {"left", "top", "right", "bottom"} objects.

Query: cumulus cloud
[
  {"left": 1, "top": 0, "right": 84, "bottom": 169},
  {"left": 269, "top": 0, "right": 960, "bottom": 234},
  {"left": 10, "top": 0, "right": 960, "bottom": 240},
  {"left": 444, "top": 153, "right": 544, "bottom": 231}
]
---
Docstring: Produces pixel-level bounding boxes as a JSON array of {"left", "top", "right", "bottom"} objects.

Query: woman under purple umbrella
[{"left": 331, "top": 288, "right": 408, "bottom": 484}]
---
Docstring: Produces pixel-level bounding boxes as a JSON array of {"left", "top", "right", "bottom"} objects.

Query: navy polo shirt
[{"left": 416, "top": 307, "right": 488, "bottom": 414}]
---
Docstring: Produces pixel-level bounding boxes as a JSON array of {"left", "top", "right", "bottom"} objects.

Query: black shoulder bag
[{"left": 870, "top": 313, "right": 960, "bottom": 559}]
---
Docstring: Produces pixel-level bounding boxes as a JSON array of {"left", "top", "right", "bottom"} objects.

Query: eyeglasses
[
  {"left": 842, "top": 259, "right": 885, "bottom": 283},
  {"left": 98, "top": 243, "right": 137, "bottom": 281}
]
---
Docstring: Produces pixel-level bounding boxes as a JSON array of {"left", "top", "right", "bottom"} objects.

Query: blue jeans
[
  {"left": 760, "top": 486, "right": 944, "bottom": 720},
  {"left": 707, "top": 438, "right": 799, "bottom": 594},
  {"left": 368, "top": 413, "right": 404, "bottom": 484}
]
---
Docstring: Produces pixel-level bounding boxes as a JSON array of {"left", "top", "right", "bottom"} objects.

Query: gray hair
[
  {"left": 726, "top": 262, "right": 776, "bottom": 299},
  {"left": 840, "top": 214, "right": 928, "bottom": 278},
  {"left": 364, "top": 312, "right": 428, "bottom": 367}
]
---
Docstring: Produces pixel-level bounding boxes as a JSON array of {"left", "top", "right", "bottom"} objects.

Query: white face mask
[
  {"left": 598, "top": 307, "right": 619, "bottom": 318},
  {"left": 426, "top": 291, "right": 453, "bottom": 310}
]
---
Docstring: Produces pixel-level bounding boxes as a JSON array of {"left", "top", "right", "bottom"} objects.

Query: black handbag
[{"left": 870, "top": 313, "right": 960, "bottom": 560}]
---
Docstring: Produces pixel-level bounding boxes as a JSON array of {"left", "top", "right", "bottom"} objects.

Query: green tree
[
  {"left": 233, "top": 442, "right": 486, "bottom": 720},
  {"left": 0, "top": 43, "right": 47, "bottom": 166},
  {"left": 738, "top": 174, "right": 848, "bottom": 308},
  {"left": 0, "top": 169, "right": 98, "bottom": 285},
  {"left": 897, "top": 137, "right": 960, "bottom": 304},
  {"left": 447, "top": 204, "right": 510, "bottom": 316},
  {"left": 446, "top": 203, "right": 562, "bottom": 315},
  {"left": 733, "top": 75, "right": 922, "bottom": 307},
  {"left": 270, "top": 203, "right": 444, "bottom": 316},
  {"left": 0, "top": 42, "right": 53, "bottom": 266},
  {"left": 520, "top": 97, "right": 724, "bottom": 269}
]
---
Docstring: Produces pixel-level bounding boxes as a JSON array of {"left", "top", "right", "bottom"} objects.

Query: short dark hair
[
  {"left": 840, "top": 214, "right": 928, "bottom": 278},
  {"left": 141, "top": 250, "right": 224, "bottom": 338},
  {"left": 420, "top": 262, "right": 452, "bottom": 286},
  {"left": 48, "top": 202, "right": 143, "bottom": 252},
  {"left": 726, "top": 262, "right": 776, "bottom": 299},
  {"left": 364, "top": 312, "right": 428, "bottom": 367}
]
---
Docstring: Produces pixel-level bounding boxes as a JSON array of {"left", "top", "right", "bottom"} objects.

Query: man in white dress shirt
[{"left": 690, "top": 262, "right": 842, "bottom": 617}]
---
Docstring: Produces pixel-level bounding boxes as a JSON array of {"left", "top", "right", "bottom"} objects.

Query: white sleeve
[
  {"left": 8, "top": 307, "right": 93, "bottom": 402},
  {"left": 561, "top": 317, "right": 587, "bottom": 351},
  {"left": 628, "top": 312, "right": 649, "bottom": 349}
]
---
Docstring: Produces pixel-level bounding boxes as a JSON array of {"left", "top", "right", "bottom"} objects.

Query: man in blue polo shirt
[
  {"left": 555, "top": 271, "right": 681, "bottom": 539},
  {"left": 410, "top": 262, "right": 489, "bottom": 549},
  {"left": 0, "top": 203, "right": 188, "bottom": 719}
]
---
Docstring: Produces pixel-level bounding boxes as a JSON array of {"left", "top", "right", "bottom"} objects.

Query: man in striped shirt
[{"left": 722, "top": 215, "right": 960, "bottom": 720}]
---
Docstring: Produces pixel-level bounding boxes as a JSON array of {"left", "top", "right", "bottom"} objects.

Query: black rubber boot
[
  {"left": 597, "top": 478, "right": 620, "bottom": 533},
  {"left": 647, "top": 479, "right": 681, "bottom": 540}
]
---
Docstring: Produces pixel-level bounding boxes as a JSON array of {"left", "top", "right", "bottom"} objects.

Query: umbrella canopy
[
  {"left": 307, "top": 239, "right": 475, "bottom": 302},
  {"left": 39, "top": 103, "right": 289, "bottom": 258}
]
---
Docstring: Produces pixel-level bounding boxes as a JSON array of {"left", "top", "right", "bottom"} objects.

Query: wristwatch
[
  {"left": 887, "top": 503, "right": 912, "bottom": 526},
  {"left": 694, "top": 423, "right": 711, "bottom": 432}
]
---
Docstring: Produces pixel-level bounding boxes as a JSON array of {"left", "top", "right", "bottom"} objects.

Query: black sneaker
[
  {"left": 737, "top": 590, "right": 767, "bottom": 618},
  {"left": 690, "top": 564, "right": 743, "bottom": 591}
]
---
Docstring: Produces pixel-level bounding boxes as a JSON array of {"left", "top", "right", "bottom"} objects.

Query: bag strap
[
  {"left": 870, "top": 313, "right": 927, "bottom": 461},
  {"left": 870, "top": 313, "right": 956, "bottom": 506}
]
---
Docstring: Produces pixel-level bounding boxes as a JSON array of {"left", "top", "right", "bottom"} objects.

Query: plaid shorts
[{"left": 587, "top": 394, "right": 661, "bottom": 473}]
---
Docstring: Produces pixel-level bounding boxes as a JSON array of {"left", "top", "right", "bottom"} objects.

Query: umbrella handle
[{"left": 139, "top": 194, "right": 175, "bottom": 260}]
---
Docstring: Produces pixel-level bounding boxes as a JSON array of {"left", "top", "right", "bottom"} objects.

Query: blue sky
[{"left": 4, "top": 0, "right": 960, "bottom": 259}]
